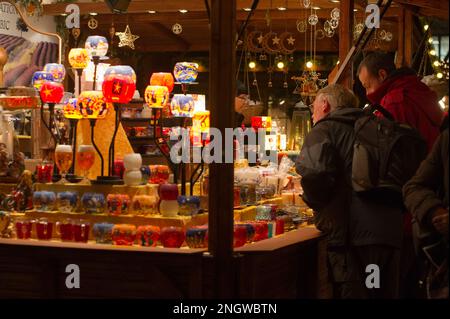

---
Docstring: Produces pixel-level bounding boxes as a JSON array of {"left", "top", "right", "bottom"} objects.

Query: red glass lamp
[{"left": 39, "top": 81, "right": 64, "bottom": 146}]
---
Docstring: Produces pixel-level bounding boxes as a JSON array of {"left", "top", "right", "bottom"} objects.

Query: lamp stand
[
  {"left": 92, "top": 56, "right": 100, "bottom": 90},
  {"left": 106, "top": 103, "right": 123, "bottom": 184},
  {"left": 75, "top": 68, "right": 83, "bottom": 96},
  {"left": 65, "top": 118, "right": 82, "bottom": 183}
]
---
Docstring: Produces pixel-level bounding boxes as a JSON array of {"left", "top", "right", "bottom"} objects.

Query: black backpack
[{"left": 327, "top": 105, "right": 428, "bottom": 199}]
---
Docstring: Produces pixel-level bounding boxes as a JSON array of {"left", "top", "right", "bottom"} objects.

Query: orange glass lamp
[
  {"left": 102, "top": 65, "right": 136, "bottom": 180},
  {"left": 39, "top": 81, "right": 64, "bottom": 146},
  {"left": 68, "top": 48, "right": 89, "bottom": 96},
  {"left": 150, "top": 72, "right": 175, "bottom": 93},
  {"left": 78, "top": 90, "right": 112, "bottom": 183},
  {"left": 144, "top": 85, "right": 169, "bottom": 109}
]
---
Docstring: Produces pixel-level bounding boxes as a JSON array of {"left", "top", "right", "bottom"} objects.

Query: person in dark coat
[
  {"left": 403, "top": 117, "right": 449, "bottom": 299},
  {"left": 234, "top": 80, "right": 247, "bottom": 128},
  {"left": 358, "top": 51, "right": 445, "bottom": 297},
  {"left": 296, "top": 84, "right": 403, "bottom": 299}
]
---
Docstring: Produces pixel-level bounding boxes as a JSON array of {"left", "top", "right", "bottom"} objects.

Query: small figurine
[
  {"left": 8, "top": 151, "right": 25, "bottom": 179},
  {"left": 0, "top": 211, "right": 13, "bottom": 238},
  {"left": 0, "top": 143, "right": 9, "bottom": 177},
  {"left": 2, "top": 170, "right": 34, "bottom": 212}
]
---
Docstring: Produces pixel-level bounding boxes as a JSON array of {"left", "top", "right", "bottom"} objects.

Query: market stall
[{"left": 0, "top": 0, "right": 448, "bottom": 299}]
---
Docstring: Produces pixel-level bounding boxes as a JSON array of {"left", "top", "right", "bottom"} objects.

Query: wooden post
[
  {"left": 404, "top": 9, "right": 414, "bottom": 67},
  {"left": 208, "top": 0, "right": 236, "bottom": 298},
  {"left": 396, "top": 8, "right": 405, "bottom": 68},
  {"left": 338, "top": 0, "right": 354, "bottom": 88}
]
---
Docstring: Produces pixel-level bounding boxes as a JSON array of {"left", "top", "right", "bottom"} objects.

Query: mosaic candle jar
[
  {"left": 233, "top": 224, "right": 248, "bottom": 248},
  {"left": 185, "top": 226, "right": 208, "bottom": 248},
  {"left": 56, "top": 218, "right": 74, "bottom": 241},
  {"left": 35, "top": 162, "right": 54, "bottom": 183},
  {"left": 39, "top": 81, "right": 64, "bottom": 104},
  {"left": 93, "top": 222, "right": 114, "bottom": 244},
  {"left": 149, "top": 72, "right": 174, "bottom": 92},
  {"left": 107, "top": 194, "right": 130, "bottom": 216},
  {"left": 170, "top": 94, "right": 195, "bottom": 117},
  {"left": 102, "top": 65, "right": 136, "bottom": 104},
  {"left": 250, "top": 221, "right": 269, "bottom": 242},
  {"left": 131, "top": 195, "right": 158, "bottom": 216},
  {"left": 112, "top": 224, "right": 136, "bottom": 246},
  {"left": 73, "top": 220, "right": 90, "bottom": 243},
  {"left": 81, "top": 193, "right": 105, "bottom": 214},
  {"left": 85, "top": 35, "right": 109, "bottom": 57},
  {"left": 144, "top": 85, "right": 169, "bottom": 108},
  {"left": 255, "top": 205, "right": 272, "bottom": 221},
  {"left": 160, "top": 226, "right": 185, "bottom": 248},
  {"left": 140, "top": 166, "right": 151, "bottom": 184},
  {"left": 33, "top": 191, "right": 56, "bottom": 211},
  {"left": 43, "top": 63, "right": 66, "bottom": 82},
  {"left": 56, "top": 192, "right": 78, "bottom": 213},
  {"left": 31, "top": 71, "right": 54, "bottom": 91},
  {"left": 149, "top": 165, "right": 169, "bottom": 184},
  {"left": 177, "top": 196, "right": 200, "bottom": 216},
  {"left": 136, "top": 225, "right": 160, "bottom": 247}
]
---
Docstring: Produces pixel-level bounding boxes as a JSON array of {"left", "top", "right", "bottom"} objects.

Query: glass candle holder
[
  {"left": 36, "top": 218, "right": 53, "bottom": 240},
  {"left": 36, "top": 161, "right": 54, "bottom": 183},
  {"left": 102, "top": 65, "right": 136, "bottom": 104},
  {"left": 149, "top": 165, "right": 169, "bottom": 184},
  {"left": 56, "top": 218, "right": 74, "bottom": 241},
  {"left": 185, "top": 226, "right": 208, "bottom": 248},
  {"left": 40, "top": 81, "right": 64, "bottom": 104},
  {"left": 113, "top": 159, "right": 125, "bottom": 178},
  {"left": 144, "top": 85, "right": 169, "bottom": 108},
  {"left": 43, "top": 63, "right": 66, "bottom": 82},
  {"left": 73, "top": 220, "right": 90, "bottom": 243},
  {"left": 177, "top": 196, "right": 200, "bottom": 216},
  {"left": 81, "top": 193, "right": 105, "bottom": 214},
  {"left": 68, "top": 48, "right": 89, "bottom": 69},
  {"left": 93, "top": 222, "right": 114, "bottom": 244},
  {"left": 233, "top": 224, "right": 248, "bottom": 248},
  {"left": 170, "top": 94, "right": 195, "bottom": 117},
  {"left": 255, "top": 205, "right": 272, "bottom": 221},
  {"left": 77, "top": 145, "right": 95, "bottom": 185},
  {"left": 85, "top": 35, "right": 109, "bottom": 57},
  {"left": 239, "top": 183, "right": 257, "bottom": 206},
  {"left": 33, "top": 191, "right": 56, "bottom": 211},
  {"left": 112, "top": 224, "right": 136, "bottom": 246},
  {"left": 131, "top": 195, "right": 158, "bottom": 216},
  {"left": 31, "top": 71, "right": 54, "bottom": 91},
  {"left": 160, "top": 226, "right": 185, "bottom": 248},
  {"left": 173, "top": 62, "right": 199, "bottom": 83},
  {"left": 136, "top": 225, "right": 160, "bottom": 247},
  {"left": 150, "top": 72, "right": 174, "bottom": 92},
  {"left": 107, "top": 194, "right": 130, "bottom": 216},
  {"left": 56, "top": 191, "right": 78, "bottom": 213},
  {"left": 14, "top": 218, "right": 33, "bottom": 239}
]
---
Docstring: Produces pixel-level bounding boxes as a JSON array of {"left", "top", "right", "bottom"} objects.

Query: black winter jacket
[{"left": 296, "top": 108, "right": 403, "bottom": 248}]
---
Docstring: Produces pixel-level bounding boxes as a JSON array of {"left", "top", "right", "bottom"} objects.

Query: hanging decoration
[
  {"left": 115, "top": 25, "right": 140, "bottom": 50},
  {"left": 172, "top": 23, "right": 183, "bottom": 35},
  {"left": 88, "top": 17, "right": 98, "bottom": 30},
  {"left": 278, "top": 32, "right": 296, "bottom": 55}
]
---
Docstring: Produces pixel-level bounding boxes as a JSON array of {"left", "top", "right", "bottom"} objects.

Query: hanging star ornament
[
  {"left": 287, "top": 35, "right": 295, "bottom": 46},
  {"left": 115, "top": 25, "right": 140, "bottom": 50},
  {"left": 272, "top": 36, "right": 280, "bottom": 45}
]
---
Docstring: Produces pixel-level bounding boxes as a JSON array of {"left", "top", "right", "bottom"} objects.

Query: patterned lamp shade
[
  {"left": 39, "top": 81, "right": 64, "bottom": 104},
  {"left": 68, "top": 48, "right": 89, "bottom": 69},
  {"left": 63, "top": 98, "right": 82, "bottom": 119},
  {"left": 85, "top": 36, "right": 109, "bottom": 57},
  {"left": 77, "top": 91, "right": 111, "bottom": 119},
  {"left": 144, "top": 85, "right": 169, "bottom": 108},
  {"left": 43, "top": 63, "right": 66, "bottom": 83},
  {"left": 102, "top": 65, "right": 136, "bottom": 104},
  {"left": 150, "top": 72, "right": 175, "bottom": 93},
  {"left": 173, "top": 62, "right": 199, "bottom": 83},
  {"left": 31, "top": 71, "right": 54, "bottom": 90},
  {"left": 170, "top": 94, "right": 195, "bottom": 117}
]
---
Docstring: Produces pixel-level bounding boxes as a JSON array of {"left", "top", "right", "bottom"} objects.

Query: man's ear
[
  {"left": 378, "top": 69, "right": 388, "bottom": 81},
  {"left": 321, "top": 96, "right": 331, "bottom": 113}
]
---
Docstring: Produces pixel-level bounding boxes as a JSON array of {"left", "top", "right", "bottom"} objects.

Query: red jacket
[{"left": 367, "top": 68, "right": 444, "bottom": 151}]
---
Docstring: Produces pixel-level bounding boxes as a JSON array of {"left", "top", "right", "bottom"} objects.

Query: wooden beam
[
  {"left": 208, "top": 0, "right": 236, "bottom": 298},
  {"left": 396, "top": 7, "right": 405, "bottom": 68},
  {"left": 404, "top": 9, "right": 413, "bottom": 67},
  {"left": 148, "top": 22, "right": 191, "bottom": 51},
  {"left": 338, "top": 0, "right": 353, "bottom": 88}
]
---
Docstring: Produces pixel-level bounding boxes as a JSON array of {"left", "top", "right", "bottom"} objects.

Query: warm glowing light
[
  {"left": 248, "top": 61, "right": 256, "bottom": 69},
  {"left": 433, "top": 61, "right": 440, "bottom": 67},
  {"left": 439, "top": 97, "right": 446, "bottom": 110},
  {"left": 179, "top": 9, "right": 188, "bottom": 14},
  {"left": 436, "top": 72, "right": 443, "bottom": 79},
  {"left": 277, "top": 7, "right": 287, "bottom": 11},
  {"left": 277, "top": 61, "right": 285, "bottom": 69},
  {"left": 428, "top": 38, "right": 433, "bottom": 44},
  {"left": 148, "top": 10, "right": 156, "bottom": 14},
  {"left": 243, "top": 8, "right": 251, "bottom": 11},
  {"left": 430, "top": 50, "right": 436, "bottom": 56},
  {"left": 336, "top": 60, "right": 340, "bottom": 65},
  {"left": 306, "top": 61, "right": 313, "bottom": 69},
  {"left": 424, "top": 25, "right": 429, "bottom": 31}
]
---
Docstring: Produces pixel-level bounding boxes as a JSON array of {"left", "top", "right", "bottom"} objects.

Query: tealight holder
[
  {"left": 81, "top": 192, "right": 105, "bottom": 214},
  {"left": 56, "top": 192, "right": 78, "bottom": 213},
  {"left": 93, "top": 222, "right": 114, "bottom": 244},
  {"left": 160, "top": 226, "right": 185, "bottom": 248},
  {"left": 112, "top": 224, "right": 136, "bottom": 246},
  {"left": 136, "top": 225, "right": 160, "bottom": 247},
  {"left": 107, "top": 194, "right": 130, "bottom": 216},
  {"left": 33, "top": 191, "right": 56, "bottom": 212},
  {"left": 185, "top": 226, "right": 208, "bottom": 248}
]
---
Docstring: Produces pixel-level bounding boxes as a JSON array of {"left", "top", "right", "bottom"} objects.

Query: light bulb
[
  {"left": 433, "top": 61, "right": 440, "bottom": 67},
  {"left": 277, "top": 61, "right": 285, "bottom": 69},
  {"left": 428, "top": 38, "right": 433, "bottom": 44},
  {"left": 430, "top": 50, "right": 436, "bottom": 56},
  {"left": 424, "top": 25, "right": 429, "bottom": 31},
  {"left": 249, "top": 61, "right": 256, "bottom": 69},
  {"left": 437, "top": 72, "right": 443, "bottom": 79},
  {"left": 306, "top": 61, "right": 313, "bottom": 68}
]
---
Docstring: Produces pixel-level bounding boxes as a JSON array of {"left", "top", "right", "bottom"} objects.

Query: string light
[
  {"left": 436, "top": 72, "right": 443, "bottom": 79},
  {"left": 248, "top": 61, "right": 256, "bottom": 69},
  {"left": 433, "top": 61, "right": 440, "bottom": 67},
  {"left": 428, "top": 38, "right": 433, "bottom": 44},
  {"left": 306, "top": 61, "right": 313, "bottom": 69},
  {"left": 277, "top": 61, "right": 285, "bottom": 69},
  {"left": 429, "top": 50, "right": 436, "bottom": 56},
  {"left": 424, "top": 24, "right": 429, "bottom": 31}
]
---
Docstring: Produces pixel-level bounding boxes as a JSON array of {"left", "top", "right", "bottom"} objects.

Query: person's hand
[{"left": 431, "top": 207, "right": 449, "bottom": 235}]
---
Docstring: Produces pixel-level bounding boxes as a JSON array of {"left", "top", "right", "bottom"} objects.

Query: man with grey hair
[{"left": 296, "top": 84, "right": 403, "bottom": 299}]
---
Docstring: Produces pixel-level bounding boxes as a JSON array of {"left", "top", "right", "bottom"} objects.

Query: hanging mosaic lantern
[
  {"left": 173, "top": 62, "right": 199, "bottom": 83},
  {"left": 43, "top": 63, "right": 66, "bottom": 82},
  {"left": 39, "top": 81, "right": 64, "bottom": 104},
  {"left": 102, "top": 65, "right": 136, "bottom": 104}
]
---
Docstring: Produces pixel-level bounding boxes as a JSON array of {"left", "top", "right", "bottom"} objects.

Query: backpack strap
[{"left": 364, "top": 103, "right": 395, "bottom": 121}]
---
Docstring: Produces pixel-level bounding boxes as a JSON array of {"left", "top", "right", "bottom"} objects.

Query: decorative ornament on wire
[
  {"left": 279, "top": 32, "right": 296, "bottom": 55},
  {"left": 172, "top": 23, "right": 183, "bottom": 35},
  {"left": 268, "top": 81, "right": 273, "bottom": 88},
  {"left": 385, "top": 32, "right": 393, "bottom": 42},
  {"left": 297, "top": 20, "right": 307, "bottom": 33},
  {"left": 308, "top": 14, "right": 318, "bottom": 26},
  {"left": 303, "top": 0, "right": 311, "bottom": 8},
  {"left": 246, "top": 31, "right": 264, "bottom": 53},
  {"left": 262, "top": 32, "right": 280, "bottom": 54},
  {"left": 324, "top": 20, "right": 331, "bottom": 32},
  {"left": 71, "top": 28, "right": 80, "bottom": 40},
  {"left": 283, "top": 81, "right": 288, "bottom": 89},
  {"left": 325, "top": 28, "right": 335, "bottom": 38},
  {"left": 330, "top": 18, "right": 339, "bottom": 29},
  {"left": 259, "top": 54, "right": 267, "bottom": 61},
  {"left": 88, "top": 17, "right": 98, "bottom": 30},
  {"left": 379, "top": 30, "right": 387, "bottom": 41},
  {"left": 331, "top": 8, "right": 340, "bottom": 20}
]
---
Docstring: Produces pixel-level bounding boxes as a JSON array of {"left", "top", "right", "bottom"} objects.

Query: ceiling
[{"left": 41, "top": 0, "right": 448, "bottom": 53}]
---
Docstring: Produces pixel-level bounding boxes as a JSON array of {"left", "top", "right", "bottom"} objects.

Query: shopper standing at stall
[
  {"left": 296, "top": 84, "right": 403, "bottom": 299},
  {"left": 357, "top": 51, "right": 445, "bottom": 298}
]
